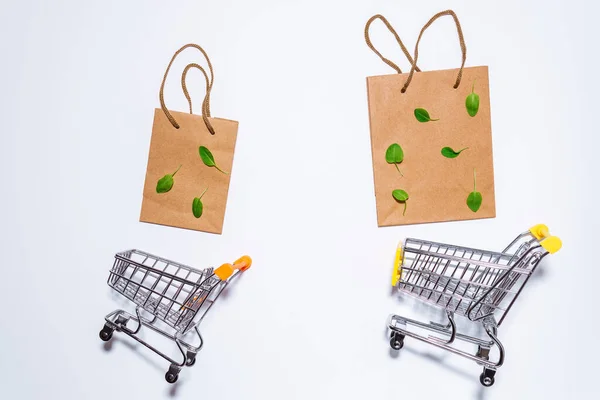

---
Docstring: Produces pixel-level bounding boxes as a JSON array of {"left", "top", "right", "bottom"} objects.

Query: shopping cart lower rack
[
  {"left": 99, "top": 249, "right": 252, "bottom": 383},
  {"left": 387, "top": 224, "right": 561, "bottom": 387}
]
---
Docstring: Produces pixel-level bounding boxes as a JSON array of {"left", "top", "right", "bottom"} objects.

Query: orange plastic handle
[
  {"left": 215, "top": 255, "right": 252, "bottom": 280},
  {"left": 234, "top": 255, "right": 252, "bottom": 271}
]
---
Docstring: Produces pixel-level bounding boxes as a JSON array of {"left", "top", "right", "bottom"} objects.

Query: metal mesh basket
[
  {"left": 397, "top": 237, "right": 542, "bottom": 323},
  {"left": 388, "top": 225, "right": 562, "bottom": 387},
  {"left": 108, "top": 250, "right": 224, "bottom": 334},
  {"left": 100, "top": 249, "right": 252, "bottom": 383}
]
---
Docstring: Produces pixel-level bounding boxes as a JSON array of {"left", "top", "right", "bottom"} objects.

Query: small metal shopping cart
[
  {"left": 99, "top": 249, "right": 251, "bottom": 383},
  {"left": 388, "top": 224, "right": 561, "bottom": 387}
]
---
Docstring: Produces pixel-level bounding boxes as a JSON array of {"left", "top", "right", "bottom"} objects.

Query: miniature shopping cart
[
  {"left": 99, "top": 249, "right": 251, "bottom": 383},
  {"left": 388, "top": 224, "right": 561, "bottom": 387}
]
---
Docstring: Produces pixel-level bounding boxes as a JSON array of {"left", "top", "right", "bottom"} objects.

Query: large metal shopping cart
[
  {"left": 99, "top": 249, "right": 252, "bottom": 383},
  {"left": 388, "top": 224, "right": 561, "bottom": 387}
]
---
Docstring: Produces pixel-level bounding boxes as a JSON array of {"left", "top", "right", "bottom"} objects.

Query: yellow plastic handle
[
  {"left": 215, "top": 255, "right": 252, "bottom": 281},
  {"left": 391, "top": 243, "right": 403, "bottom": 287},
  {"left": 529, "top": 224, "right": 550, "bottom": 240},
  {"left": 529, "top": 224, "right": 562, "bottom": 254}
]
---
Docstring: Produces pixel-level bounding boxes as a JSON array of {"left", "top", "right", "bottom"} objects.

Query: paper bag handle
[
  {"left": 181, "top": 63, "right": 214, "bottom": 136},
  {"left": 401, "top": 10, "right": 467, "bottom": 93},
  {"left": 159, "top": 43, "right": 216, "bottom": 135},
  {"left": 364, "top": 14, "right": 421, "bottom": 74}
]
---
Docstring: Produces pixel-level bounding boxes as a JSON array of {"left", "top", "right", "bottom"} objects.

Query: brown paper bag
[
  {"left": 140, "top": 44, "right": 238, "bottom": 234},
  {"left": 365, "top": 10, "right": 496, "bottom": 226}
]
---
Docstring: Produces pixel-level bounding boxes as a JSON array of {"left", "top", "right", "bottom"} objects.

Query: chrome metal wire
[
  {"left": 107, "top": 250, "right": 225, "bottom": 334},
  {"left": 101, "top": 249, "right": 245, "bottom": 383},
  {"left": 397, "top": 234, "right": 544, "bottom": 323},
  {"left": 388, "top": 230, "right": 552, "bottom": 386}
]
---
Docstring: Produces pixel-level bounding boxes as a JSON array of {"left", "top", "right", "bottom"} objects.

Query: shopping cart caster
[
  {"left": 389, "top": 332, "right": 405, "bottom": 350},
  {"left": 165, "top": 365, "right": 180, "bottom": 384},
  {"left": 99, "top": 324, "right": 114, "bottom": 342},
  {"left": 165, "top": 372, "right": 178, "bottom": 384},
  {"left": 185, "top": 351, "right": 197, "bottom": 366},
  {"left": 479, "top": 368, "right": 496, "bottom": 387}
]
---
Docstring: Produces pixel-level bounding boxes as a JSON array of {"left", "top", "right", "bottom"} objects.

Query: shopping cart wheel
[
  {"left": 165, "top": 372, "right": 179, "bottom": 383},
  {"left": 185, "top": 350, "right": 197, "bottom": 366},
  {"left": 185, "top": 355, "right": 196, "bottom": 366},
  {"left": 165, "top": 372, "right": 178, "bottom": 384},
  {"left": 389, "top": 332, "right": 405, "bottom": 350},
  {"left": 99, "top": 325, "right": 114, "bottom": 342},
  {"left": 165, "top": 365, "right": 180, "bottom": 384},
  {"left": 479, "top": 368, "right": 496, "bottom": 387}
]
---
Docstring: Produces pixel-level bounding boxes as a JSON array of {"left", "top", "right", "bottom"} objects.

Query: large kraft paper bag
[
  {"left": 140, "top": 44, "right": 238, "bottom": 234},
  {"left": 365, "top": 10, "right": 496, "bottom": 226}
]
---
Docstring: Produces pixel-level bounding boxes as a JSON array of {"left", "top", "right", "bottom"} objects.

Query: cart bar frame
[
  {"left": 387, "top": 226, "right": 561, "bottom": 387},
  {"left": 99, "top": 249, "right": 249, "bottom": 383}
]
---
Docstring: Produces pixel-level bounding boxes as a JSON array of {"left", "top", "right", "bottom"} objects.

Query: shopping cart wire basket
[
  {"left": 388, "top": 224, "right": 561, "bottom": 387},
  {"left": 99, "top": 249, "right": 252, "bottom": 383}
]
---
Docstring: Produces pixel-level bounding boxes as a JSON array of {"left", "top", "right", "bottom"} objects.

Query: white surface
[{"left": 0, "top": 0, "right": 598, "bottom": 398}]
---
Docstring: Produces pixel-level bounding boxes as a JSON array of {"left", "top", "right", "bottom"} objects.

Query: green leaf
[
  {"left": 192, "top": 187, "right": 208, "bottom": 218},
  {"left": 199, "top": 146, "right": 229, "bottom": 175},
  {"left": 392, "top": 189, "right": 409, "bottom": 201},
  {"left": 441, "top": 146, "right": 469, "bottom": 158},
  {"left": 385, "top": 143, "right": 404, "bottom": 163},
  {"left": 467, "top": 191, "right": 482, "bottom": 212},
  {"left": 385, "top": 143, "right": 404, "bottom": 176},
  {"left": 156, "top": 175, "right": 173, "bottom": 193},
  {"left": 392, "top": 189, "right": 409, "bottom": 216},
  {"left": 466, "top": 168, "right": 482, "bottom": 212},
  {"left": 414, "top": 108, "right": 438, "bottom": 123},
  {"left": 199, "top": 146, "right": 216, "bottom": 167},
  {"left": 155, "top": 165, "right": 182, "bottom": 193},
  {"left": 192, "top": 197, "right": 203, "bottom": 218},
  {"left": 465, "top": 82, "right": 480, "bottom": 117}
]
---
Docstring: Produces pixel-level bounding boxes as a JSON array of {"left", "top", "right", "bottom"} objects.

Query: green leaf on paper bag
[
  {"left": 385, "top": 144, "right": 404, "bottom": 164},
  {"left": 192, "top": 187, "right": 208, "bottom": 218},
  {"left": 199, "top": 146, "right": 228, "bottom": 175},
  {"left": 392, "top": 189, "right": 409, "bottom": 202},
  {"left": 441, "top": 147, "right": 469, "bottom": 158},
  {"left": 385, "top": 143, "right": 404, "bottom": 176},
  {"left": 414, "top": 108, "right": 438, "bottom": 123},
  {"left": 192, "top": 198, "right": 204, "bottom": 218},
  {"left": 465, "top": 81, "right": 480, "bottom": 117},
  {"left": 467, "top": 191, "right": 482, "bottom": 213},
  {"left": 467, "top": 168, "right": 482, "bottom": 212},
  {"left": 392, "top": 189, "right": 409, "bottom": 216},
  {"left": 156, "top": 165, "right": 182, "bottom": 194}
]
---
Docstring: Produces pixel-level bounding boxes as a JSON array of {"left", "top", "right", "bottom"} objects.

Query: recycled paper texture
[
  {"left": 140, "top": 44, "right": 237, "bottom": 234},
  {"left": 140, "top": 110, "right": 238, "bottom": 234},
  {"left": 365, "top": 11, "right": 496, "bottom": 226},
  {"left": 367, "top": 66, "right": 495, "bottom": 226}
]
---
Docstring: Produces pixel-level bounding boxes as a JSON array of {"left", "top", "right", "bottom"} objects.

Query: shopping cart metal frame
[
  {"left": 99, "top": 249, "right": 251, "bottom": 383},
  {"left": 387, "top": 224, "right": 561, "bottom": 387}
]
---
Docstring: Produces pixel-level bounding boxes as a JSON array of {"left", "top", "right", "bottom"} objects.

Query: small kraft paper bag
[
  {"left": 140, "top": 44, "right": 238, "bottom": 234},
  {"left": 365, "top": 10, "right": 496, "bottom": 226}
]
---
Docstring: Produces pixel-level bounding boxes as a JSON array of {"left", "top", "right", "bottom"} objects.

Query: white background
[{"left": 1, "top": 0, "right": 598, "bottom": 398}]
